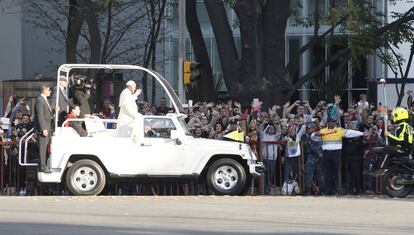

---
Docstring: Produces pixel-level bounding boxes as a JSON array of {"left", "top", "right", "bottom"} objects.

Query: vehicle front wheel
[
  {"left": 206, "top": 158, "right": 247, "bottom": 195},
  {"left": 66, "top": 159, "right": 106, "bottom": 196},
  {"left": 383, "top": 166, "right": 413, "bottom": 198}
]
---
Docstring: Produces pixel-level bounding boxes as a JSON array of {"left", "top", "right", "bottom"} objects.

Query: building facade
[
  {"left": 164, "top": 0, "right": 389, "bottom": 105},
  {"left": 1, "top": 0, "right": 412, "bottom": 110}
]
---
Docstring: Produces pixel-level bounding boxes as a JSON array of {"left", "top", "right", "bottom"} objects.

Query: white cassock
[{"left": 116, "top": 88, "right": 141, "bottom": 137}]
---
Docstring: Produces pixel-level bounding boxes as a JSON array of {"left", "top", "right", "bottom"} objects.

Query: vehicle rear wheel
[
  {"left": 206, "top": 158, "right": 247, "bottom": 195},
  {"left": 383, "top": 166, "right": 413, "bottom": 198},
  {"left": 66, "top": 159, "right": 106, "bottom": 196}
]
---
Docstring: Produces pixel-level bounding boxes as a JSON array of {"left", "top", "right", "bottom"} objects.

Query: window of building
[
  {"left": 308, "top": 0, "right": 327, "bottom": 18},
  {"left": 288, "top": 37, "right": 301, "bottom": 85},
  {"left": 196, "top": 1, "right": 211, "bottom": 29},
  {"left": 309, "top": 39, "right": 326, "bottom": 81}
]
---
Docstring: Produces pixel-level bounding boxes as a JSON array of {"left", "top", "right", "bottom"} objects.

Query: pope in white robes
[{"left": 116, "top": 80, "right": 141, "bottom": 137}]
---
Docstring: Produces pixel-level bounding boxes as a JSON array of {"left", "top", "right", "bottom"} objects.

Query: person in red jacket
[{"left": 64, "top": 105, "right": 88, "bottom": 137}]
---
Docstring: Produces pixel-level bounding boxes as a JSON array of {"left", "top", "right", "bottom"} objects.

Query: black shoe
[{"left": 302, "top": 191, "right": 312, "bottom": 196}]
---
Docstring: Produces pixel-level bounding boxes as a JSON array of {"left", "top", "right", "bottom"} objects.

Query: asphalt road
[{"left": 0, "top": 196, "right": 413, "bottom": 235}]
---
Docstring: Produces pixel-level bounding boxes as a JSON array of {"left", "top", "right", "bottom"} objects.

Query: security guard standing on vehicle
[{"left": 385, "top": 107, "right": 413, "bottom": 154}]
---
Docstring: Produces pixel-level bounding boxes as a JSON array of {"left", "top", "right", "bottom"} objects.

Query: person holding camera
[
  {"left": 73, "top": 75, "right": 93, "bottom": 118},
  {"left": 283, "top": 100, "right": 313, "bottom": 120}
]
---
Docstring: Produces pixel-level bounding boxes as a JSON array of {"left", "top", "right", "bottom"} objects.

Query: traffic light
[{"left": 183, "top": 60, "right": 201, "bottom": 85}]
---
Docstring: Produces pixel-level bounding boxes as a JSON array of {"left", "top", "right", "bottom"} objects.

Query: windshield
[
  {"left": 152, "top": 70, "right": 184, "bottom": 113},
  {"left": 178, "top": 117, "right": 191, "bottom": 136}
]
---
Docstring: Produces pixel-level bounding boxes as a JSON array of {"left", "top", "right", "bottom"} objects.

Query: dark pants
[
  {"left": 363, "top": 156, "right": 377, "bottom": 192},
  {"left": 345, "top": 155, "right": 361, "bottom": 194},
  {"left": 305, "top": 152, "right": 323, "bottom": 193},
  {"left": 285, "top": 157, "right": 299, "bottom": 180},
  {"left": 38, "top": 133, "right": 51, "bottom": 168},
  {"left": 263, "top": 159, "right": 276, "bottom": 194},
  {"left": 322, "top": 150, "right": 342, "bottom": 195}
]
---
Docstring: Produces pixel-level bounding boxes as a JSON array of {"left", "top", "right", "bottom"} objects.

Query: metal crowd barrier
[
  {"left": 0, "top": 141, "right": 29, "bottom": 195},
  {"left": 249, "top": 141, "right": 305, "bottom": 195},
  {"left": 0, "top": 139, "right": 384, "bottom": 196},
  {"left": 249, "top": 140, "right": 384, "bottom": 195}
]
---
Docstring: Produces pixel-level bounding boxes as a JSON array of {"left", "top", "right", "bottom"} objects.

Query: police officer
[
  {"left": 303, "top": 122, "right": 324, "bottom": 195},
  {"left": 316, "top": 117, "right": 364, "bottom": 195},
  {"left": 385, "top": 107, "right": 413, "bottom": 154}
]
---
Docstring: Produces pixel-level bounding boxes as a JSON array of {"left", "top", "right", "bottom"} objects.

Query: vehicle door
[
  {"left": 98, "top": 119, "right": 144, "bottom": 175},
  {"left": 139, "top": 117, "right": 185, "bottom": 175}
]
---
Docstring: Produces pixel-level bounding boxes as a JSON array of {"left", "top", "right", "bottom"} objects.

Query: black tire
[
  {"left": 206, "top": 158, "right": 247, "bottom": 195},
  {"left": 66, "top": 159, "right": 106, "bottom": 196},
  {"left": 240, "top": 176, "right": 253, "bottom": 195},
  {"left": 383, "top": 166, "right": 413, "bottom": 198}
]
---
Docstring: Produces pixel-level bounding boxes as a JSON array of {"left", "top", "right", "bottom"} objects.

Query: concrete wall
[{"left": 0, "top": 0, "right": 23, "bottom": 81}]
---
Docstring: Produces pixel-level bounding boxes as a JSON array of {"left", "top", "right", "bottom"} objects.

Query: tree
[
  {"left": 378, "top": 8, "right": 414, "bottom": 106},
  {"left": 192, "top": 0, "right": 414, "bottom": 107},
  {"left": 25, "top": 0, "right": 149, "bottom": 65},
  {"left": 185, "top": 0, "right": 218, "bottom": 102},
  {"left": 141, "top": 0, "right": 167, "bottom": 103}
]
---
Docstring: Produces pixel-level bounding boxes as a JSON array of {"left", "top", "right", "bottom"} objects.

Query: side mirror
[{"left": 170, "top": 130, "right": 182, "bottom": 145}]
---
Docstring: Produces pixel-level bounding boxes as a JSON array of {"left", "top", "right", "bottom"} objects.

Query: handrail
[
  {"left": 55, "top": 63, "right": 184, "bottom": 129},
  {"left": 18, "top": 128, "right": 36, "bottom": 166},
  {"left": 61, "top": 117, "right": 122, "bottom": 126},
  {"left": 24, "top": 132, "right": 36, "bottom": 166}
]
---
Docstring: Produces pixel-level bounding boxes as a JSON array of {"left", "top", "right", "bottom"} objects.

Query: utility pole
[{"left": 178, "top": 0, "right": 186, "bottom": 103}]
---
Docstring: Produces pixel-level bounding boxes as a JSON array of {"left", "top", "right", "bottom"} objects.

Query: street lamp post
[
  {"left": 178, "top": 0, "right": 186, "bottom": 103},
  {"left": 380, "top": 78, "right": 389, "bottom": 145}
]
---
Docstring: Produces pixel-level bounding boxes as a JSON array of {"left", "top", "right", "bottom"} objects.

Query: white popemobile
[{"left": 19, "top": 64, "right": 264, "bottom": 196}]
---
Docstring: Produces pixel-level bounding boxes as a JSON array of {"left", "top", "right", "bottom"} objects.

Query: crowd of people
[
  {"left": 183, "top": 93, "right": 395, "bottom": 195},
  {"left": 0, "top": 75, "right": 410, "bottom": 196}
]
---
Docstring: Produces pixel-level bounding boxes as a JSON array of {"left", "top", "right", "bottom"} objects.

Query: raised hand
[{"left": 334, "top": 95, "right": 341, "bottom": 105}]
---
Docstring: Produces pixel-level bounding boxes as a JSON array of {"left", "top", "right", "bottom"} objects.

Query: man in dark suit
[
  {"left": 51, "top": 76, "right": 71, "bottom": 126},
  {"left": 34, "top": 85, "right": 52, "bottom": 173}
]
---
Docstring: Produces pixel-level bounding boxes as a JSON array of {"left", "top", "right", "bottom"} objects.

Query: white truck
[{"left": 19, "top": 64, "right": 264, "bottom": 196}]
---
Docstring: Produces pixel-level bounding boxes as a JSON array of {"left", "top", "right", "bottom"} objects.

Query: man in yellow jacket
[
  {"left": 385, "top": 107, "right": 413, "bottom": 154},
  {"left": 314, "top": 117, "right": 364, "bottom": 195}
]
